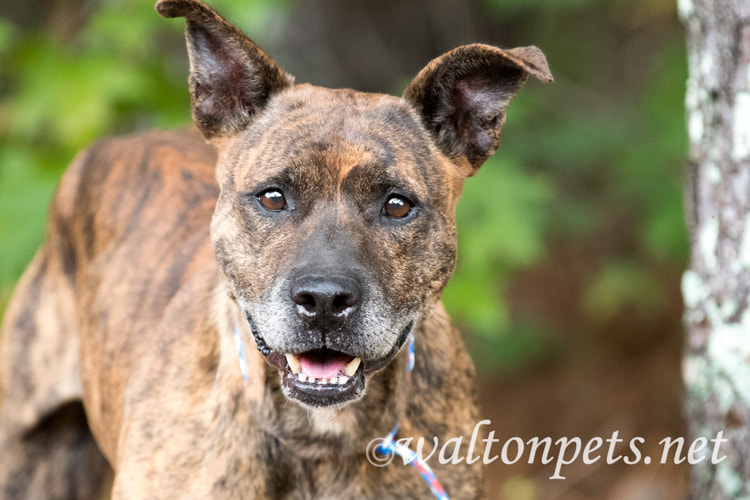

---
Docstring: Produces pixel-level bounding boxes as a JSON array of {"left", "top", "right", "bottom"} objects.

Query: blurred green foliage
[
  {"left": 445, "top": 0, "right": 688, "bottom": 348},
  {"left": 0, "top": 0, "right": 284, "bottom": 307},
  {"left": 0, "top": 0, "right": 687, "bottom": 372},
  {"left": 445, "top": 158, "right": 552, "bottom": 332}
]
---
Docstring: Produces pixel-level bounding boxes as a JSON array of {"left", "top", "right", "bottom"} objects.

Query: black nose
[{"left": 290, "top": 275, "right": 362, "bottom": 325}]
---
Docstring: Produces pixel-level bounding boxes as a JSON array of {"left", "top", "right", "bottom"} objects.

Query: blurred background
[{"left": 0, "top": 0, "right": 688, "bottom": 498}]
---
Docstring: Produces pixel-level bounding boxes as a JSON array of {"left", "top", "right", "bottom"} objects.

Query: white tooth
[
  {"left": 298, "top": 373, "right": 308, "bottom": 383},
  {"left": 344, "top": 357, "right": 361, "bottom": 377},
  {"left": 320, "top": 378, "right": 329, "bottom": 385},
  {"left": 286, "top": 354, "right": 301, "bottom": 374},
  {"left": 338, "top": 376, "right": 349, "bottom": 385}
]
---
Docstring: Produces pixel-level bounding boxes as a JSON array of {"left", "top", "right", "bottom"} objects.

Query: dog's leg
[
  {"left": 0, "top": 249, "right": 111, "bottom": 499},
  {"left": 0, "top": 402, "right": 111, "bottom": 500}
]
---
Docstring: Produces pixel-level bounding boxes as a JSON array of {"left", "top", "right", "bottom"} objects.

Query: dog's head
[{"left": 157, "top": 0, "right": 551, "bottom": 408}]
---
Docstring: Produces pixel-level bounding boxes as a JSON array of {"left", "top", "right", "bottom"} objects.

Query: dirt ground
[
  {"left": 474, "top": 242, "right": 689, "bottom": 500},
  {"left": 478, "top": 339, "right": 688, "bottom": 499}
]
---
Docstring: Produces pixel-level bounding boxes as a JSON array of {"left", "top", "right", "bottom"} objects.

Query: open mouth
[
  {"left": 282, "top": 348, "right": 365, "bottom": 407},
  {"left": 244, "top": 313, "right": 414, "bottom": 407}
]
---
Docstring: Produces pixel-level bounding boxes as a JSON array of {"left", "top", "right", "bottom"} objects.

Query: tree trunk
[{"left": 681, "top": 0, "right": 750, "bottom": 498}]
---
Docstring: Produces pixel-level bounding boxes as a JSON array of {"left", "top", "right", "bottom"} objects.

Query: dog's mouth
[
  {"left": 281, "top": 349, "right": 365, "bottom": 407},
  {"left": 244, "top": 314, "right": 413, "bottom": 407}
]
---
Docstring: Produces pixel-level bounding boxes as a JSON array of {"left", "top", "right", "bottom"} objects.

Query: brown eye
[
  {"left": 383, "top": 195, "right": 413, "bottom": 219},
  {"left": 258, "top": 190, "right": 286, "bottom": 211}
]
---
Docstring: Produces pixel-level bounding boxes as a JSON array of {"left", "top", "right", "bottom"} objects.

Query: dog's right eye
[
  {"left": 258, "top": 189, "right": 287, "bottom": 211},
  {"left": 383, "top": 195, "right": 413, "bottom": 219}
]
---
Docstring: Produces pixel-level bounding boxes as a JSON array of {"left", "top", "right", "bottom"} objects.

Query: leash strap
[
  {"left": 375, "top": 421, "right": 449, "bottom": 500},
  {"left": 234, "top": 326, "right": 449, "bottom": 499},
  {"left": 374, "top": 333, "right": 449, "bottom": 500}
]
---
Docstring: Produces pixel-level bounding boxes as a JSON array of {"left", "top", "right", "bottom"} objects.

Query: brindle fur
[{"left": 0, "top": 1, "right": 551, "bottom": 498}]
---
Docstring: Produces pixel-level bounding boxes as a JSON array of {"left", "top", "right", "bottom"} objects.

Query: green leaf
[{"left": 581, "top": 260, "right": 664, "bottom": 323}]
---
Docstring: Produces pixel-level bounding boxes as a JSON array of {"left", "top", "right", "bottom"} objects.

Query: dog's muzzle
[{"left": 244, "top": 305, "right": 414, "bottom": 408}]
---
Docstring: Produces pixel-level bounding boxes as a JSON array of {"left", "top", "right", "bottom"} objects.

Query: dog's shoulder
[
  {"left": 51, "top": 126, "right": 219, "bottom": 263},
  {"left": 56, "top": 126, "right": 216, "bottom": 212}
]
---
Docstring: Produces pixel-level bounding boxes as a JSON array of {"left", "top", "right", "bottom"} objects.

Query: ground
[{"left": 476, "top": 242, "right": 688, "bottom": 499}]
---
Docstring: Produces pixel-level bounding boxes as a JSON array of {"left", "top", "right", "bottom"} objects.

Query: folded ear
[
  {"left": 156, "top": 0, "right": 294, "bottom": 140},
  {"left": 403, "top": 44, "right": 552, "bottom": 176}
]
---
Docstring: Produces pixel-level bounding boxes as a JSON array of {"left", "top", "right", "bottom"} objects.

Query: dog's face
[
  {"left": 157, "top": 0, "right": 551, "bottom": 408},
  {"left": 211, "top": 87, "right": 462, "bottom": 406}
]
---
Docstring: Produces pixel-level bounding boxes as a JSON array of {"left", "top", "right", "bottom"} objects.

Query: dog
[{"left": 0, "top": 0, "right": 551, "bottom": 497}]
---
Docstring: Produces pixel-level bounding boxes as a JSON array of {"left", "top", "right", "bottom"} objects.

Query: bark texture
[{"left": 681, "top": 0, "right": 750, "bottom": 498}]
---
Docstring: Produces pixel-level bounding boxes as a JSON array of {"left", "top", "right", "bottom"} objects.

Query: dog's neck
[{"left": 168, "top": 276, "right": 467, "bottom": 496}]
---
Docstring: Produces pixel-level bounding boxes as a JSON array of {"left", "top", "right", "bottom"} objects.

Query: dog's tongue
[{"left": 298, "top": 350, "right": 351, "bottom": 379}]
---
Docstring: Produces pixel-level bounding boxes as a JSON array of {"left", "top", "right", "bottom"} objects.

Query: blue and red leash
[{"left": 373, "top": 334, "right": 449, "bottom": 500}]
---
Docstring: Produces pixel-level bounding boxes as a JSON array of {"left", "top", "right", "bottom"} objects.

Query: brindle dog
[{"left": 0, "top": 0, "right": 551, "bottom": 498}]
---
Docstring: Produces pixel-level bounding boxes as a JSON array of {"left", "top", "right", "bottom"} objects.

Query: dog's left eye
[
  {"left": 383, "top": 195, "right": 413, "bottom": 219},
  {"left": 258, "top": 189, "right": 287, "bottom": 211}
]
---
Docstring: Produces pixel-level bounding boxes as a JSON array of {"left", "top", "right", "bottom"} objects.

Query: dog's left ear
[
  {"left": 156, "top": 0, "right": 294, "bottom": 141},
  {"left": 403, "top": 44, "right": 552, "bottom": 176}
]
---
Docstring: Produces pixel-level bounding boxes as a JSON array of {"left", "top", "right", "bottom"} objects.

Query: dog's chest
[{"left": 237, "top": 443, "right": 365, "bottom": 500}]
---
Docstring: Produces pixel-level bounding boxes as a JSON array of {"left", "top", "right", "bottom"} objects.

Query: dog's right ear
[{"left": 156, "top": 0, "right": 294, "bottom": 141}]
